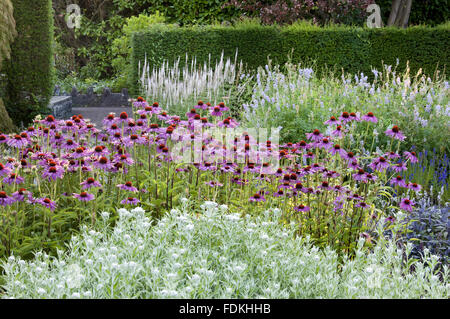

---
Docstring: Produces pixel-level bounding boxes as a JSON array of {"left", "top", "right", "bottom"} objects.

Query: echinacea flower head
[
  {"left": 390, "top": 175, "right": 408, "bottom": 188},
  {"left": 324, "top": 116, "right": 340, "bottom": 126},
  {"left": 408, "top": 183, "right": 422, "bottom": 192},
  {"left": 399, "top": 198, "right": 415, "bottom": 212},
  {"left": 117, "top": 181, "right": 138, "bottom": 192},
  {"left": 3, "top": 173, "right": 24, "bottom": 185},
  {"left": 249, "top": 193, "right": 265, "bottom": 202},
  {"left": 7, "top": 134, "right": 29, "bottom": 148},
  {"left": 73, "top": 192, "right": 95, "bottom": 202},
  {"left": 210, "top": 106, "right": 223, "bottom": 117},
  {"left": 81, "top": 178, "right": 102, "bottom": 189},
  {"left": 12, "top": 188, "right": 32, "bottom": 202},
  {"left": 339, "top": 112, "right": 352, "bottom": 124},
  {"left": 306, "top": 129, "right": 323, "bottom": 142},
  {"left": 37, "top": 197, "right": 57, "bottom": 211},
  {"left": 121, "top": 197, "right": 140, "bottom": 206},
  {"left": 385, "top": 125, "right": 406, "bottom": 141},
  {"left": 294, "top": 204, "right": 310, "bottom": 212},
  {"left": 403, "top": 151, "right": 418, "bottom": 163},
  {"left": 0, "top": 191, "right": 14, "bottom": 206},
  {"left": 0, "top": 163, "right": 12, "bottom": 177},
  {"left": 362, "top": 112, "right": 378, "bottom": 123}
]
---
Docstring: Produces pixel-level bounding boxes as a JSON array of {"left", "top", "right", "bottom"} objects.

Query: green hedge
[
  {"left": 131, "top": 24, "right": 449, "bottom": 94},
  {"left": 5, "top": 0, "right": 53, "bottom": 127}
]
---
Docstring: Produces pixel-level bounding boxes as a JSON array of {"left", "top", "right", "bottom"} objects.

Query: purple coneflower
[
  {"left": 93, "top": 156, "right": 113, "bottom": 171},
  {"left": 0, "top": 191, "right": 14, "bottom": 206},
  {"left": 369, "top": 156, "right": 390, "bottom": 171},
  {"left": 331, "top": 125, "right": 344, "bottom": 138},
  {"left": 42, "top": 165, "right": 65, "bottom": 181},
  {"left": 210, "top": 106, "right": 223, "bottom": 117},
  {"left": 403, "top": 151, "right": 418, "bottom": 163},
  {"left": 81, "top": 178, "right": 102, "bottom": 189},
  {"left": 324, "top": 116, "right": 340, "bottom": 126},
  {"left": 12, "top": 188, "right": 32, "bottom": 202},
  {"left": 249, "top": 193, "right": 266, "bottom": 202},
  {"left": 294, "top": 204, "right": 310, "bottom": 212},
  {"left": 306, "top": 129, "right": 323, "bottom": 142},
  {"left": 3, "top": 173, "right": 24, "bottom": 185},
  {"left": 205, "top": 181, "right": 223, "bottom": 187},
  {"left": 7, "top": 134, "right": 29, "bottom": 148},
  {"left": 339, "top": 112, "right": 352, "bottom": 124},
  {"left": 399, "top": 198, "right": 415, "bottom": 212},
  {"left": 362, "top": 112, "right": 378, "bottom": 123},
  {"left": 117, "top": 181, "right": 138, "bottom": 192},
  {"left": 73, "top": 192, "right": 95, "bottom": 202},
  {"left": 408, "top": 182, "right": 422, "bottom": 192},
  {"left": 37, "top": 197, "right": 57, "bottom": 211},
  {"left": 0, "top": 163, "right": 12, "bottom": 177},
  {"left": 390, "top": 175, "right": 408, "bottom": 188},
  {"left": 355, "top": 201, "right": 370, "bottom": 209},
  {"left": 121, "top": 197, "right": 140, "bottom": 206},
  {"left": 385, "top": 125, "right": 406, "bottom": 141},
  {"left": 330, "top": 144, "right": 346, "bottom": 157},
  {"left": 353, "top": 169, "right": 368, "bottom": 182}
]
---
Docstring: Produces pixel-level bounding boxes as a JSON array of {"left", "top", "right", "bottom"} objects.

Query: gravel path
[{"left": 71, "top": 107, "right": 133, "bottom": 127}]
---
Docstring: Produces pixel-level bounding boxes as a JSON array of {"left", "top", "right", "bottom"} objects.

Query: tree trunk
[{"left": 387, "top": 0, "right": 412, "bottom": 28}]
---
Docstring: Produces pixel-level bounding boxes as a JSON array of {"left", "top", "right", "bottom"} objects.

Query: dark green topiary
[
  {"left": 131, "top": 24, "right": 449, "bottom": 94},
  {"left": 4, "top": 0, "right": 54, "bottom": 128}
]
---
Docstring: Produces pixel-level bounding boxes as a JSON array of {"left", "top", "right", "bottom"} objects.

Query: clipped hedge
[
  {"left": 4, "top": 0, "right": 53, "bottom": 127},
  {"left": 131, "top": 24, "right": 449, "bottom": 94}
]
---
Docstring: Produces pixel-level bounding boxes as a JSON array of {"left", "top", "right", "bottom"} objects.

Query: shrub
[
  {"left": 1, "top": 201, "right": 448, "bottom": 299},
  {"left": 131, "top": 23, "right": 450, "bottom": 93},
  {"left": 225, "top": 0, "right": 375, "bottom": 25},
  {"left": 4, "top": 0, "right": 54, "bottom": 127}
]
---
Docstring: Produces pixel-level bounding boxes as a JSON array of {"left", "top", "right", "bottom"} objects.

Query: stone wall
[{"left": 49, "top": 96, "right": 72, "bottom": 119}]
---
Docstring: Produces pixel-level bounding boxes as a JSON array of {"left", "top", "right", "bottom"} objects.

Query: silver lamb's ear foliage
[{"left": 366, "top": 4, "right": 383, "bottom": 28}]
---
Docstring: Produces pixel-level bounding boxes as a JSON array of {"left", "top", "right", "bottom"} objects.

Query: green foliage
[
  {"left": 111, "top": 12, "right": 167, "bottom": 90},
  {"left": 4, "top": 0, "right": 54, "bottom": 127},
  {"left": 0, "top": 0, "right": 17, "bottom": 70},
  {"left": 131, "top": 24, "right": 450, "bottom": 94}
]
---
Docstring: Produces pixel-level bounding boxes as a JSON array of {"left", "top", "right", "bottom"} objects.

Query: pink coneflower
[
  {"left": 93, "top": 156, "right": 113, "bottom": 171},
  {"left": 117, "top": 112, "right": 129, "bottom": 123},
  {"left": 3, "top": 173, "right": 24, "bottom": 185},
  {"left": 306, "top": 129, "right": 323, "bottom": 142},
  {"left": 205, "top": 181, "right": 223, "bottom": 187},
  {"left": 343, "top": 151, "right": 357, "bottom": 162},
  {"left": 12, "top": 188, "right": 32, "bottom": 202},
  {"left": 408, "top": 182, "right": 422, "bottom": 192},
  {"left": 42, "top": 165, "right": 65, "bottom": 181},
  {"left": 115, "top": 154, "right": 134, "bottom": 166},
  {"left": 106, "top": 123, "right": 121, "bottom": 135},
  {"left": 37, "top": 197, "right": 57, "bottom": 211},
  {"left": 365, "top": 173, "right": 378, "bottom": 182},
  {"left": 318, "top": 180, "right": 332, "bottom": 191},
  {"left": 349, "top": 112, "right": 360, "bottom": 122},
  {"left": 294, "top": 204, "right": 310, "bottom": 212},
  {"left": 303, "top": 152, "right": 315, "bottom": 160},
  {"left": 102, "top": 113, "right": 117, "bottom": 127},
  {"left": 137, "top": 106, "right": 154, "bottom": 116},
  {"left": 331, "top": 125, "right": 344, "bottom": 138},
  {"left": 390, "top": 161, "right": 407, "bottom": 173},
  {"left": 296, "top": 140, "right": 310, "bottom": 151},
  {"left": 385, "top": 216, "right": 396, "bottom": 223},
  {"left": 317, "top": 138, "right": 332, "bottom": 150},
  {"left": 81, "top": 178, "right": 102, "bottom": 189},
  {"left": 186, "top": 108, "right": 198, "bottom": 119},
  {"left": 385, "top": 125, "right": 406, "bottom": 141},
  {"left": 194, "top": 100, "right": 208, "bottom": 110},
  {"left": 7, "top": 134, "right": 29, "bottom": 148},
  {"left": 73, "top": 192, "right": 95, "bottom": 202},
  {"left": 390, "top": 175, "right": 408, "bottom": 188},
  {"left": 157, "top": 112, "right": 170, "bottom": 122},
  {"left": 41, "top": 115, "right": 57, "bottom": 126},
  {"left": 121, "top": 197, "right": 140, "bottom": 205},
  {"left": 0, "top": 191, "right": 14, "bottom": 206},
  {"left": 339, "top": 112, "right": 352, "bottom": 124},
  {"left": 61, "top": 139, "right": 79, "bottom": 150},
  {"left": 353, "top": 169, "right": 368, "bottom": 182},
  {"left": 385, "top": 151, "right": 400, "bottom": 160},
  {"left": 362, "top": 112, "right": 378, "bottom": 123},
  {"left": 0, "top": 163, "right": 12, "bottom": 177},
  {"left": 324, "top": 116, "right": 340, "bottom": 126},
  {"left": 399, "top": 198, "right": 415, "bottom": 212},
  {"left": 117, "top": 181, "right": 138, "bottom": 192},
  {"left": 330, "top": 144, "right": 346, "bottom": 157},
  {"left": 403, "top": 151, "right": 418, "bottom": 163},
  {"left": 355, "top": 201, "right": 370, "bottom": 209},
  {"left": 210, "top": 106, "right": 223, "bottom": 117},
  {"left": 249, "top": 193, "right": 266, "bottom": 202},
  {"left": 273, "top": 189, "right": 285, "bottom": 197},
  {"left": 369, "top": 156, "right": 390, "bottom": 171},
  {"left": 217, "top": 102, "right": 229, "bottom": 112},
  {"left": 133, "top": 96, "right": 147, "bottom": 108}
]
